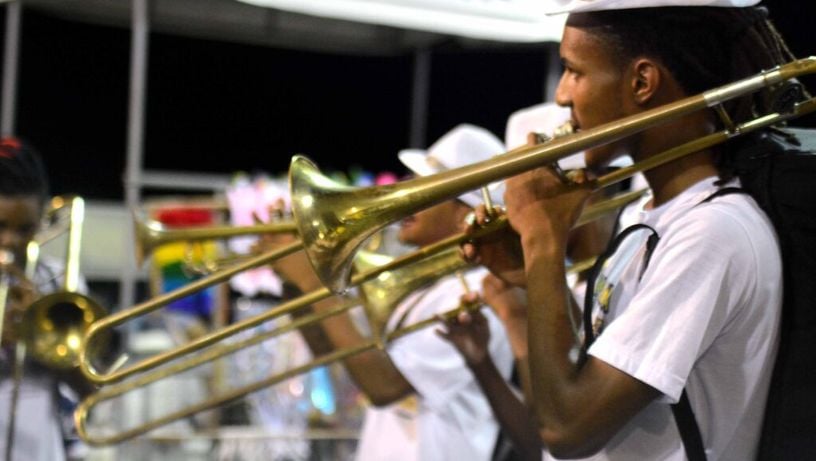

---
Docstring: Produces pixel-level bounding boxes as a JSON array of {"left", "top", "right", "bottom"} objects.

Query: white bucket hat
[
  {"left": 399, "top": 124, "right": 506, "bottom": 209},
  {"left": 547, "top": 0, "right": 760, "bottom": 14}
]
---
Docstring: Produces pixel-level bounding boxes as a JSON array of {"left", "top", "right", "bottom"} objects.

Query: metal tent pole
[
  {"left": 119, "top": 0, "right": 150, "bottom": 315},
  {"left": 409, "top": 48, "right": 431, "bottom": 148},
  {"left": 1, "top": 1, "right": 21, "bottom": 137}
]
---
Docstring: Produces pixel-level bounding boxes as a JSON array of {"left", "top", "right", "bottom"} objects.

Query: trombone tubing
[
  {"left": 77, "top": 340, "right": 378, "bottom": 446},
  {"left": 150, "top": 221, "right": 298, "bottom": 244},
  {"left": 80, "top": 225, "right": 491, "bottom": 385},
  {"left": 79, "top": 241, "right": 304, "bottom": 384},
  {"left": 75, "top": 299, "right": 359, "bottom": 445},
  {"left": 79, "top": 190, "right": 648, "bottom": 386},
  {"left": 76, "top": 254, "right": 595, "bottom": 446}
]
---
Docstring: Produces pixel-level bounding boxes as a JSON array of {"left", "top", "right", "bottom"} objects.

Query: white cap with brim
[
  {"left": 399, "top": 124, "right": 506, "bottom": 209},
  {"left": 547, "top": 0, "right": 760, "bottom": 14}
]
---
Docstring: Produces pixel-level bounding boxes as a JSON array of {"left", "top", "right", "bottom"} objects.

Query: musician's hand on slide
[
  {"left": 437, "top": 296, "right": 491, "bottom": 367},
  {"left": 461, "top": 205, "right": 527, "bottom": 287},
  {"left": 504, "top": 166, "right": 595, "bottom": 247}
]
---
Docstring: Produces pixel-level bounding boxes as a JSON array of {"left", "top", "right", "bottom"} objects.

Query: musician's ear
[{"left": 629, "top": 58, "right": 661, "bottom": 106}]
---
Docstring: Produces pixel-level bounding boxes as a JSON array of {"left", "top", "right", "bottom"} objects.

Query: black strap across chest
[{"left": 581, "top": 187, "right": 748, "bottom": 461}]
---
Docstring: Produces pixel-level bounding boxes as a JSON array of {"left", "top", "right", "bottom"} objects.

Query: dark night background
[{"left": 2, "top": 1, "right": 814, "bottom": 201}]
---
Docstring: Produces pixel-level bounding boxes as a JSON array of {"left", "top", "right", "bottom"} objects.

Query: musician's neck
[{"left": 637, "top": 111, "right": 721, "bottom": 207}]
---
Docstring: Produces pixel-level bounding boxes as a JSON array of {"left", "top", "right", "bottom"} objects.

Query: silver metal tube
[
  {"left": 1, "top": 1, "right": 21, "bottom": 137},
  {"left": 119, "top": 0, "right": 151, "bottom": 312}
]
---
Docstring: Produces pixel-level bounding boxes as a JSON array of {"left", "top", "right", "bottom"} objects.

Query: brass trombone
[
  {"left": 134, "top": 215, "right": 298, "bottom": 265},
  {"left": 74, "top": 241, "right": 598, "bottom": 445},
  {"left": 290, "top": 57, "right": 816, "bottom": 294},
  {"left": 73, "top": 190, "right": 645, "bottom": 446},
  {"left": 73, "top": 244, "right": 465, "bottom": 444},
  {"left": 72, "top": 174, "right": 643, "bottom": 444}
]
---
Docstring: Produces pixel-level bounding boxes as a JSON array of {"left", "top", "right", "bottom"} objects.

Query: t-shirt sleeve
[{"left": 588, "top": 206, "right": 754, "bottom": 402}]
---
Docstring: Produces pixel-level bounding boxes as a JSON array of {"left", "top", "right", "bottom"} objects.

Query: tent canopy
[
  {"left": 23, "top": 0, "right": 564, "bottom": 55},
  {"left": 235, "top": 0, "right": 566, "bottom": 43}
]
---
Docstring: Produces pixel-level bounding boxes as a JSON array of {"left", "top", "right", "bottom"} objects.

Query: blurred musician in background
[
  {"left": 0, "top": 138, "right": 93, "bottom": 461},
  {"left": 266, "top": 124, "right": 514, "bottom": 461}
]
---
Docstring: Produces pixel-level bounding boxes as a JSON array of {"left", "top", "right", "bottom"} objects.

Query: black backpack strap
[
  {"left": 582, "top": 224, "right": 658, "bottom": 350},
  {"left": 583, "top": 221, "right": 709, "bottom": 460},
  {"left": 668, "top": 187, "right": 751, "bottom": 461},
  {"left": 699, "top": 186, "right": 748, "bottom": 204},
  {"left": 673, "top": 390, "right": 707, "bottom": 461}
]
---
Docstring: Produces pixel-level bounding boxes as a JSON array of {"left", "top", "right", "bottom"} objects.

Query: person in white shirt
[
  {"left": 463, "top": 1, "right": 791, "bottom": 459},
  {"left": 268, "top": 124, "right": 514, "bottom": 461}
]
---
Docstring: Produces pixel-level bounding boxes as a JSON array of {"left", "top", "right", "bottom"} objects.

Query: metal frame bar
[
  {"left": 1, "top": 1, "right": 21, "bottom": 136},
  {"left": 409, "top": 47, "right": 431, "bottom": 148},
  {"left": 119, "top": 0, "right": 151, "bottom": 312}
]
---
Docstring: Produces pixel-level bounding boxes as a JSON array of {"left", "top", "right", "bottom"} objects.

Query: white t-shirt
[
  {"left": 544, "top": 177, "right": 782, "bottom": 461},
  {"left": 356, "top": 267, "right": 514, "bottom": 461},
  {"left": 0, "top": 257, "right": 88, "bottom": 461}
]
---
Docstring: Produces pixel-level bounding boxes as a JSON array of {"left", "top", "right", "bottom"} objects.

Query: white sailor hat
[
  {"left": 399, "top": 124, "right": 506, "bottom": 208},
  {"left": 547, "top": 0, "right": 760, "bottom": 14}
]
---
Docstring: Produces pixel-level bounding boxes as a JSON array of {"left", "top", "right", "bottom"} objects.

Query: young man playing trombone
[
  {"left": 267, "top": 124, "right": 514, "bottom": 461},
  {"left": 464, "top": 1, "right": 793, "bottom": 459}
]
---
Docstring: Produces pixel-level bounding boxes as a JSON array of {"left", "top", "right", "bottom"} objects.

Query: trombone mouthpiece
[{"left": 553, "top": 121, "right": 576, "bottom": 138}]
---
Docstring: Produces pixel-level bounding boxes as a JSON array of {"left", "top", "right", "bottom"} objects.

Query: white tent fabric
[{"left": 235, "top": 0, "right": 567, "bottom": 42}]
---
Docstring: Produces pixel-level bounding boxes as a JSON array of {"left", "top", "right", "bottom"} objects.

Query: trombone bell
[
  {"left": 355, "top": 247, "right": 471, "bottom": 343},
  {"left": 23, "top": 291, "right": 108, "bottom": 370},
  {"left": 290, "top": 156, "right": 450, "bottom": 295}
]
